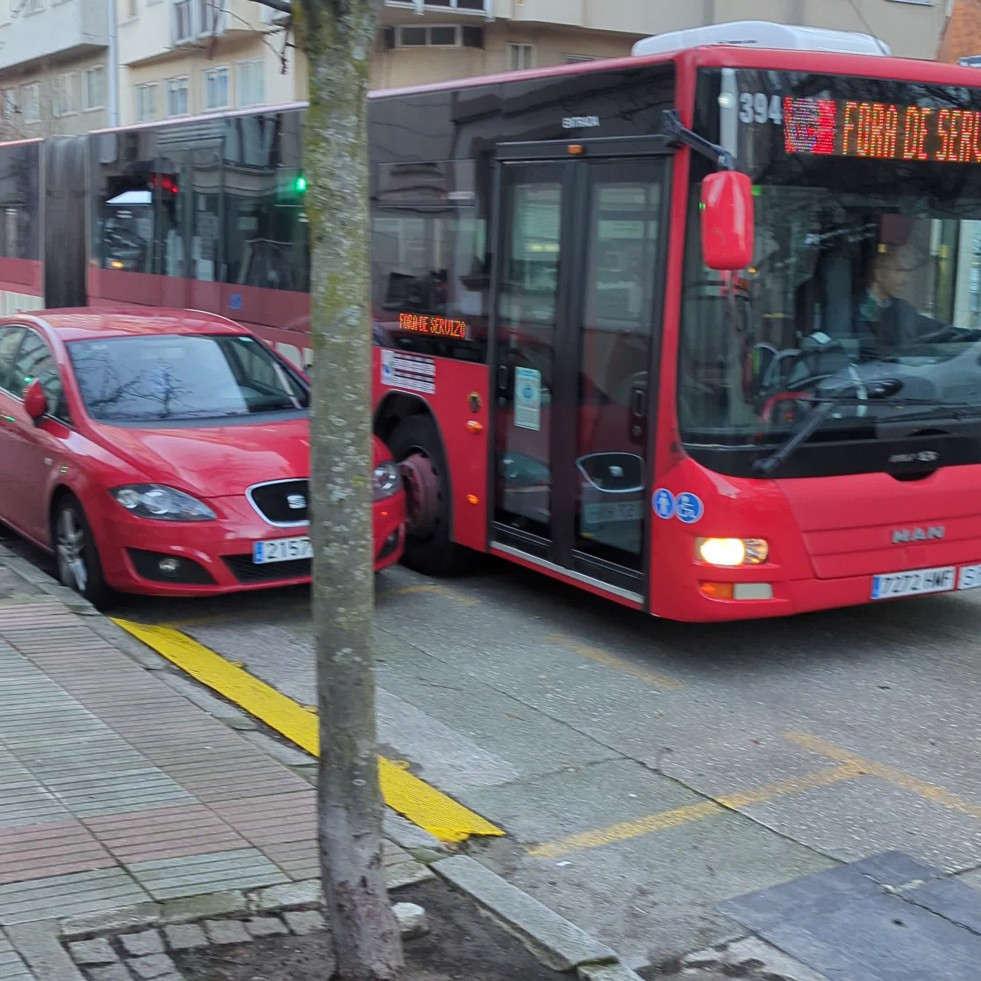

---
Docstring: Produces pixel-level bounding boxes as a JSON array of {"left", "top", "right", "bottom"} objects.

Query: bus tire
[{"left": 387, "top": 416, "right": 467, "bottom": 576}]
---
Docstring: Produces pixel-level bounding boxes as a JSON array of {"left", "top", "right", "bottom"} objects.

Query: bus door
[{"left": 491, "top": 142, "right": 668, "bottom": 601}]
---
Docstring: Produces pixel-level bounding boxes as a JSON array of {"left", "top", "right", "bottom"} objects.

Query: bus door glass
[{"left": 493, "top": 152, "right": 667, "bottom": 595}]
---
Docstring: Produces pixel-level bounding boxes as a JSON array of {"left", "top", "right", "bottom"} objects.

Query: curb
[{"left": 0, "top": 546, "right": 648, "bottom": 981}]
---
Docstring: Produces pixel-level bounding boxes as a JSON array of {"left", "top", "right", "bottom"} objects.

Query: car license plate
[
  {"left": 958, "top": 563, "right": 981, "bottom": 590},
  {"left": 870, "top": 565, "right": 955, "bottom": 600},
  {"left": 253, "top": 536, "right": 312, "bottom": 564}
]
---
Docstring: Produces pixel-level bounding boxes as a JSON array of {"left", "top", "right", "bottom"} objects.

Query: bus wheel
[{"left": 387, "top": 416, "right": 466, "bottom": 576}]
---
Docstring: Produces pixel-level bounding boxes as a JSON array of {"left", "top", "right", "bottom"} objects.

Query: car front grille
[
  {"left": 222, "top": 555, "right": 312, "bottom": 584},
  {"left": 248, "top": 480, "right": 309, "bottom": 524}
]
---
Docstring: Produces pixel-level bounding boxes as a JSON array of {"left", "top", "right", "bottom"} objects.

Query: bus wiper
[{"left": 753, "top": 379, "right": 905, "bottom": 477}]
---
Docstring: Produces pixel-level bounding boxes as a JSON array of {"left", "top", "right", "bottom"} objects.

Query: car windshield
[
  {"left": 682, "top": 68, "right": 981, "bottom": 464},
  {"left": 67, "top": 334, "right": 309, "bottom": 423}
]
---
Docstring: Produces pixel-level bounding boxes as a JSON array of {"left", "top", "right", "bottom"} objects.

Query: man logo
[
  {"left": 891, "top": 526, "right": 944, "bottom": 544},
  {"left": 287, "top": 494, "right": 306, "bottom": 510},
  {"left": 562, "top": 115, "right": 600, "bottom": 129}
]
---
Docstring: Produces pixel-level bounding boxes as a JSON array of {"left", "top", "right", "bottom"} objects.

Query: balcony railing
[{"left": 385, "top": 0, "right": 493, "bottom": 17}]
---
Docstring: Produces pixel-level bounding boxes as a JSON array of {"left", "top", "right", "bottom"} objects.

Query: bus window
[{"left": 0, "top": 143, "right": 40, "bottom": 262}]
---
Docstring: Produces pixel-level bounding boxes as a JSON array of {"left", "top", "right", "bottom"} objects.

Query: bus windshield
[{"left": 682, "top": 68, "right": 981, "bottom": 471}]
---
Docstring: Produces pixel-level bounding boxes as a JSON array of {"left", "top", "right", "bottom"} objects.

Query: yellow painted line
[
  {"left": 113, "top": 618, "right": 504, "bottom": 844},
  {"left": 377, "top": 584, "right": 479, "bottom": 607},
  {"left": 786, "top": 731, "right": 981, "bottom": 823},
  {"left": 529, "top": 762, "right": 863, "bottom": 860},
  {"left": 545, "top": 634, "right": 685, "bottom": 691},
  {"left": 716, "top": 762, "right": 865, "bottom": 809},
  {"left": 529, "top": 802, "right": 721, "bottom": 858}
]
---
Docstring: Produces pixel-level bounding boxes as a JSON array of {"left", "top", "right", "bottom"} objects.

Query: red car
[{"left": 0, "top": 309, "right": 405, "bottom": 606}]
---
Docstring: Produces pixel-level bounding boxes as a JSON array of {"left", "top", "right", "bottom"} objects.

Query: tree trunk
[{"left": 294, "top": 1, "right": 403, "bottom": 978}]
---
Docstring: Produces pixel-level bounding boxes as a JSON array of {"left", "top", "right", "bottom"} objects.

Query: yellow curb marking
[
  {"left": 786, "top": 731, "right": 981, "bottom": 822},
  {"left": 528, "top": 762, "right": 863, "bottom": 860},
  {"left": 114, "top": 618, "right": 504, "bottom": 844},
  {"left": 545, "top": 634, "right": 685, "bottom": 691},
  {"left": 377, "top": 584, "right": 480, "bottom": 607}
]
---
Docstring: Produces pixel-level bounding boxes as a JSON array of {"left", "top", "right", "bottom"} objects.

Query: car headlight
[
  {"left": 372, "top": 461, "right": 401, "bottom": 501},
  {"left": 696, "top": 537, "right": 769, "bottom": 566},
  {"left": 110, "top": 484, "right": 217, "bottom": 521}
]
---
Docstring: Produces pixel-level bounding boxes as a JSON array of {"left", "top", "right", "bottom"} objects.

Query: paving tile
[
  {"left": 162, "top": 924, "right": 207, "bottom": 950},
  {"left": 284, "top": 911, "right": 326, "bottom": 935},
  {"left": 89, "top": 966, "right": 133, "bottom": 981},
  {"left": 0, "top": 937, "right": 35, "bottom": 980},
  {"left": 84, "top": 805, "right": 247, "bottom": 864},
  {"left": 204, "top": 920, "right": 249, "bottom": 945},
  {"left": 127, "top": 849, "right": 289, "bottom": 901},
  {"left": 0, "top": 868, "right": 150, "bottom": 925},
  {"left": 244, "top": 916, "right": 287, "bottom": 938},
  {"left": 210, "top": 793, "right": 317, "bottom": 846},
  {"left": 0, "top": 781, "right": 70, "bottom": 828},
  {"left": 126, "top": 954, "right": 175, "bottom": 979},
  {"left": 165, "top": 762, "right": 310, "bottom": 803},
  {"left": 0, "top": 819, "right": 114, "bottom": 884},
  {"left": 46, "top": 770, "right": 194, "bottom": 819},
  {"left": 119, "top": 931, "right": 164, "bottom": 957},
  {"left": 68, "top": 937, "right": 118, "bottom": 965},
  {"left": 260, "top": 841, "right": 318, "bottom": 881}
]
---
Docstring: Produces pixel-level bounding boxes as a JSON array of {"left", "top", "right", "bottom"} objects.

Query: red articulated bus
[{"left": 12, "top": 20, "right": 981, "bottom": 621}]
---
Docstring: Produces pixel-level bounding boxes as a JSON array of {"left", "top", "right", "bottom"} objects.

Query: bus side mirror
[{"left": 700, "top": 171, "right": 754, "bottom": 271}]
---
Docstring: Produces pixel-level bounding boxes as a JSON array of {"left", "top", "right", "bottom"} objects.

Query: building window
[
  {"left": 127, "top": 0, "right": 137, "bottom": 16},
  {"left": 135, "top": 83, "right": 157, "bottom": 121},
  {"left": 507, "top": 43, "right": 535, "bottom": 71},
  {"left": 197, "top": 0, "right": 225, "bottom": 35},
  {"left": 173, "top": 0, "right": 193, "bottom": 40},
  {"left": 564, "top": 54, "right": 596, "bottom": 64},
  {"left": 389, "top": 24, "right": 482, "bottom": 47},
  {"left": 237, "top": 58, "right": 265, "bottom": 107},
  {"left": 388, "top": 0, "right": 487, "bottom": 9},
  {"left": 20, "top": 83, "right": 40, "bottom": 124},
  {"left": 83, "top": 66, "right": 106, "bottom": 111},
  {"left": 52, "top": 73, "right": 78, "bottom": 117},
  {"left": 166, "top": 76, "right": 189, "bottom": 116},
  {"left": 203, "top": 66, "right": 229, "bottom": 110},
  {"left": 1, "top": 90, "right": 16, "bottom": 119}
]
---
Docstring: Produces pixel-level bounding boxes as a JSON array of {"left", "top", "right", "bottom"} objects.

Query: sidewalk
[{"left": 0, "top": 552, "right": 442, "bottom": 981}]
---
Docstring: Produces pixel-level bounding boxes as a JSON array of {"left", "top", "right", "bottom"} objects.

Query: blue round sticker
[
  {"left": 675, "top": 492, "right": 704, "bottom": 524},
  {"left": 652, "top": 488, "right": 675, "bottom": 520}
]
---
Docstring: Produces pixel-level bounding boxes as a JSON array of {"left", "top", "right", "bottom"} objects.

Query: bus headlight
[{"left": 696, "top": 537, "right": 769, "bottom": 566}]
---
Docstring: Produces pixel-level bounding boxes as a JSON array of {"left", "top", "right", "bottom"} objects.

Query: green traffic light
[{"left": 295, "top": 175, "right": 307, "bottom": 193}]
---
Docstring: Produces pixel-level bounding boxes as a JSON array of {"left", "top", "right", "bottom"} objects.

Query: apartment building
[
  {"left": 0, "top": 0, "right": 112, "bottom": 137},
  {"left": 116, "top": 0, "right": 306, "bottom": 124},
  {"left": 372, "top": 0, "right": 953, "bottom": 90}
]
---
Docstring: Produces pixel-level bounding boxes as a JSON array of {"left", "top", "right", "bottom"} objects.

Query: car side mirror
[
  {"left": 700, "top": 171, "right": 755, "bottom": 271},
  {"left": 22, "top": 380, "right": 48, "bottom": 422}
]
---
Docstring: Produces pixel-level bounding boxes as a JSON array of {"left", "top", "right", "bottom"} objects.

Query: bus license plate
[
  {"left": 870, "top": 566, "right": 955, "bottom": 600},
  {"left": 253, "top": 536, "right": 312, "bottom": 564}
]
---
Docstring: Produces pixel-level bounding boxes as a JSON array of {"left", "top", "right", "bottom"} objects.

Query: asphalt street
[{"left": 7, "top": 530, "right": 981, "bottom": 973}]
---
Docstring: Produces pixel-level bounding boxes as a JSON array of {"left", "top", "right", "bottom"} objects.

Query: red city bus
[{"left": 14, "top": 21, "right": 981, "bottom": 621}]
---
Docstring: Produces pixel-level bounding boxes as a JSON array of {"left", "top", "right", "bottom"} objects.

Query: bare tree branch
[{"left": 249, "top": 0, "right": 291, "bottom": 14}]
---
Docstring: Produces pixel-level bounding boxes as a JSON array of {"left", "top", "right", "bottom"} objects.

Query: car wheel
[
  {"left": 386, "top": 416, "right": 468, "bottom": 576},
  {"left": 53, "top": 496, "right": 112, "bottom": 609}
]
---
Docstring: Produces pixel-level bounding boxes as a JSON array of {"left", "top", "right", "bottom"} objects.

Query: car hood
[{"left": 91, "top": 416, "right": 311, "bottom": 498}]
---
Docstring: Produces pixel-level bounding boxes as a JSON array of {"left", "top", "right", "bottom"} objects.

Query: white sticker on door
[
  {"left": 381, "top": 350, "right": 435, "bottom": 395},
  {"left": 514, "top": 367, "right": 542, "bottom": 431}
]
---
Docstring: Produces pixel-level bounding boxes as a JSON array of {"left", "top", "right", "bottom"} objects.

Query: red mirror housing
[
  {"left": 700, "top": 171, "right": 755, "bottom": 271},
  {"left": 22, "top": 380, "right": 48, "bottom": 421}
]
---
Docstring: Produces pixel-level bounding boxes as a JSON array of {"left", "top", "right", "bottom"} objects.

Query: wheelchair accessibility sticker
[{"left": 652, "top": 489, "right": 704, "bottom": 524}]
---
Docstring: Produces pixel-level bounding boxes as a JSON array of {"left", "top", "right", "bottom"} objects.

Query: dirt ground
[{"left": 173, "top": 879, "right": 572, "bottom": 981}]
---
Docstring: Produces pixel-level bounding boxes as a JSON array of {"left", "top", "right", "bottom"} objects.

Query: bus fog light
[{"left": 696, "top": 537, "right": 768, "bottom": 566}]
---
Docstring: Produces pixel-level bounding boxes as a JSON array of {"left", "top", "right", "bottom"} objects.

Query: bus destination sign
[{"left": 783, "top": 96, "right": 981, "bottom": 163}]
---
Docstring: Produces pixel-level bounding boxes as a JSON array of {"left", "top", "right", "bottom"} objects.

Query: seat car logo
[
  {"left": 287, "top": 494, "right": 306, "bottom": 510},
  {"left": 891, "top": 526, "right": 944, "bottom": 544}
]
